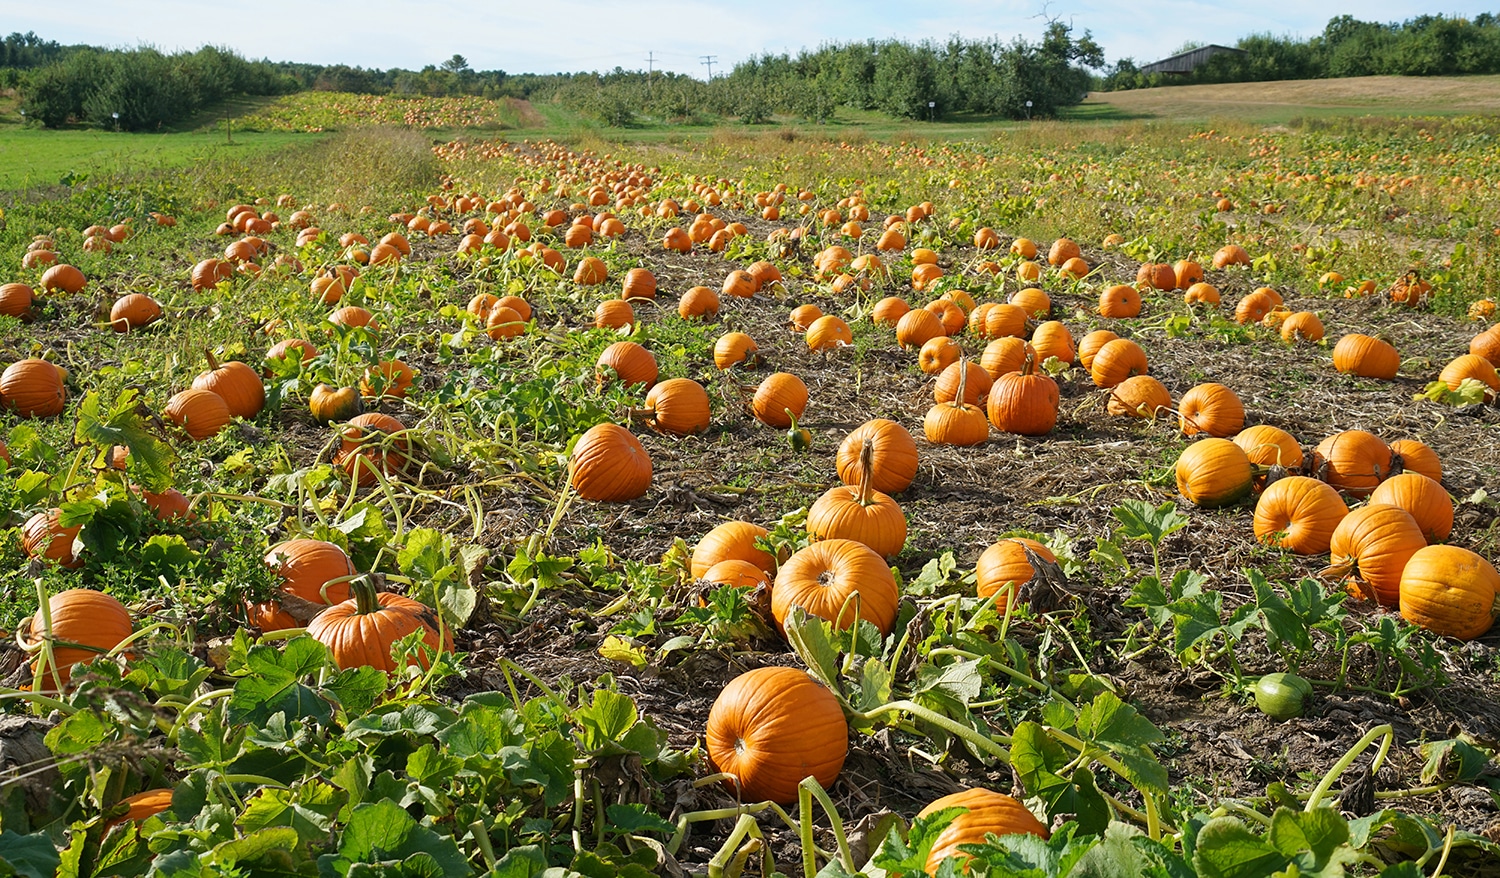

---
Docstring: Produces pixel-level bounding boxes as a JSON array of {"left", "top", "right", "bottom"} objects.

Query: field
[
  {"left": 1080, "top": 74, "right": 1500, "bottom": 122},
  {"left": 1, "top": 96, "right": 1500, "bottom": 878}
]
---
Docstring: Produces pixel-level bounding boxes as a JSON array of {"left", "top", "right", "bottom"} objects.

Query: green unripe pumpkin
[{"left": 1253, "top": 672, "right": 1313, "bottom": 720}]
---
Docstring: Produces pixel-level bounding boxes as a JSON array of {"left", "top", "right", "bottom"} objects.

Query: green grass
[{"left": 0, "top": 126, "right": 323, "bottom": 190}]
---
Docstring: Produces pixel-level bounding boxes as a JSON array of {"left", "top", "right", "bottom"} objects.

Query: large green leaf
[{"left": 317, "top": 800, "right": 470, "bottom": 878}]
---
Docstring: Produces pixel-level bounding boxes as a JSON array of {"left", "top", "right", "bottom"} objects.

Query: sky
[{"left": 4, "top": 1, "right": 1495, "bottom": 76}]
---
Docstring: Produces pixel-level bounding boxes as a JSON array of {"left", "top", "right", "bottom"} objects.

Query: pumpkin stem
[
  {"left": 1020, "top": 349, "right": 1036, "bottom": 377},
  {"left": 857, "top": 437, "right": 876, "bottom": 507},
  {"left": 351, "top": 575, "right": 380, "bottom": 615},
  {"left": 204, "top": 348, "right": 220, "bottom": 371},
  {"left": 950, "top": 356, "right": 969, "bottom": 409}
]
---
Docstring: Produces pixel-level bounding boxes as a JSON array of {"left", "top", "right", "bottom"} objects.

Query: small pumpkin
[
  {"left": 0, "top": 282, "right": 33, "bottom": 318},
  {"left": 691, "top": 521, "right": 775, "bottom": 578},
  {"left": 980, "top": 337, "right": 1033, "bottom": 379},
  {"left": 1389, "top": 438, "right": 1442, "bottom": 483},
  {"left": 335, "top": 412, "right": 411, "bottom": 486},
  {"left": 871, "top": 297, "right": 910, "bottom": 327},
  {"left": 1439, "top": 354, "right": 1500, "bottom": 399},
  {"left": 1107, "top": 375, "right": 1171, "bottom": 418},
  {"left": 251, "top": 539, "right": 357, "bottom": 631},
  {"left": 836, "top": 419, "right": 918, "bottom": 494},
  {"left": 1178, "top": 383, "right": 1244, "bottom": 438},
  {"left": 678, "top": 286, "right": 719, "bottom": 320},
  {"left": 1399, "top": 545, "right": 1500, "bottom": 640},
  {"left": 714, "top": 332, "right": 760, "bottom": 369},
  {"left": 772, "top": 539, "right": 899, "bottom": 636},
  {"left": 934, "top": 358, "right": 994, "bottom": 406},
  {"left": 596, "top": 298, "right": 636, "bottom": 330},
  {"left": 1369, "top": 472, "right": 1453, "bottom": 543},
  {"left": 641, "top": 378, "right": 711, "bottom": 436},
  {"left": 986, "top": 353, "right": 1058, "bottom": 436},
  {"left": 918, "top": 337, "right": 962, "bottom": 375},
  {"left": 164, "top": 388, "right": 232, "bottom": 441},
  {"left": 21, "top": 508, "right": 84, "bottom": 568},
  {"left": 485, "top": 305, "right": 525, "bottom": 340},
  {"left": 1232, "top": 424, "right": 1303, "bottom": 470},
  {"left": 806, "top": 314, "right": 853, "bottom": 351},
  {"left": 1324, "top": 504, "right": 1426, "bottom": 606},
  {"left": 1076, "top": 330, "right": 1119, "bottom": 372},
  {"left": 1280, "top": 311, "right": 1325, "bottom": 343},
  {"left": 702, "top": 559, "right": 769, "bottom": 590},
  {"left": 807, "top": 438, "right": 908, "bottom": 558},
  {"left": 983, "top": 302, "right": 1028, "bottom": 339},
  {"left": 975, "top": 537, "right": 1056, "bottom": 612},
  {"left": 1, "top": 358, "right": 67, "bottom": 417},
  {"left": 308, "top": 575, "right": 450, "bottom": 673},
  {"left": 568, "top": 423, "right": 652, "bottom": 502},
  {"left": 106, "top": 789, "right": 175, "bottom": 828},
  {"left": 918, "top": 788, "right": 1049, "bottom": 875},
  {"left": 40, "top": 263, "right": 87, "bottom": 293},
  {"left": 263, "top": 338, "right": 317, "bottom": 375},
  {"left": 309, "top": 384, "right": 362, "bottom": 423},
  {"left": 108, "top": 293, "right": 161, "bottom": 332},
  {"left": 752, "top": 373, "right": 808, "bottom": 428},
  {"left": 596, "top": 341, "right": 658, "bottom": 388},
  {"left": 705, "top": 666, "right": 847, "bottom": 805},
  {"left": 191, "top": 258, "right": 233, "bottom": 291},
  {"left": 193, "top": 350, "right": 265, "bottom": 419},
  {"left": 359, "top": 359, "right": 417, "bottom": 400},
  {"left": 1089, "top": 338, "right": 1148, "bottom": 388},
  {"left": 1029, "top": 320, "right": 1074, "bottom": 366},
  {"left": 1332, "top": 334, "right": 1399, "bottom": 380},
  {"left": 1175, "top": 438, "right": 1253, "bottom": 508},
  {"left": 1252, "top": 476, "right": 1348, "bottom": 555},
  {"left": 895, "top": 308, "right": 945, "bottom": 350}
]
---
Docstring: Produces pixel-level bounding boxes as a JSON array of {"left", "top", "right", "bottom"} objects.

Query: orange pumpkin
[
  {"left": 335, "top": 412, "right": 411, "bottom": 487},
  {"left": 1252, "top": 476, "right": 1348, "bottom": 555},
  {"left": 568, "top": 423, "right": 651, "bottom": 502},
  {"left": 975, "top": 537, "right": 1056, "bottom": 612},
  {"left": 772, "top": 539, "right": 899, "bottom": 636},
  {"left": 596, "top": 341, "right": 657, "bottom": 388},
  {"left": 21, "top": 508, "right": 84, "bottom": 568},
  {"left": 691, "top": 521, "right": 775, "bottom": 579},
  {"left": 308, "top": 577, "right": 450, "bottom": 673},
  {"left": 836, "top": 419, "right": 918, "bottom": 494},
  {"left": 164, "top": 388, "right": 232, "bottom": 441},
  {"left": 1178, "top": 383, "right": 1244, "bottom": 438},
  {"left": 193, "top": 351, "right": 265, "bottom": 419},
  {"left": 807, "top": 438, "right": 907, "bottom": 558},
  {"left": 1, "top": 358, "right": 67, "bottom": 417},
  {"left": 1369, "top": 473, "right": 1453, "bottom": 543},
  {"left": 752, "top": 373, "right": 808, "bottom": 429},
  {"left": 1313, "top": 430, "right": 1391, "bottom": 497},
  {"left": 1326, "top": 504, "right": 1426, "bottom": 607},
  {"left": 641, "top": 378, "right": 711, "bottom": 436},
  {"left": 1399, "top": 546, "right": 1500, "bottom": 640},
  {"left": 251, "top": 539, "right": 357, "bottom": 631},
  {"left": 705, "top": 667, "right": 847, "bottom": 804},
  {"left": 919, "top": 788, "right": 1049, "bottom": 874},
  {"left": 22, "top": 589, "right": 132, "bottom": 688},
  {"left": 1175, "top": 438, "right": 1253, "bottom": 508}
]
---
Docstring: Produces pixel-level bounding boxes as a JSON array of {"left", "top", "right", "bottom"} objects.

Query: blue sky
[{"left": 6, "top": 2, "right": 1495, "bottom": 76}]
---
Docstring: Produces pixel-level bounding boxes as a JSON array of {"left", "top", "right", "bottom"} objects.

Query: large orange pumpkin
[
  {"left": 836, "top": 419, "right": 918, "bottom": 494},
  {"left": 1368, "top": 472, "right": 1453, "bottom": 543},
  {"left": 641, "top": 378, "right": 711, "bottom": 436},
  {"left": 1, "top": 358, "right": 67, "bottom": 418},
  {"left": 772, "top": 539, "right": 899, "bottom": 636},
  {"left": 568, "top": 423, "right": 652, "bottom": 502},
  {"left": 251, "top": 539, "right": 357, "bottom": 631},
  {"left": 975, "top": 538, "right": 1057, "bottom": 612},
  {"left": 192, "top": 351, "right": 265, "bottom": 419},
  {"left": 308, "top": 577, "right": 450, "bottom": 673},
  {"left": 705, "top": 666, "right": 847, "bottom": 804},
  {"left": 752, "top": 373, "right": 808, "bottom": 429},
  {"left": 21, "top": 589, "right": 133, "bottom": 688},
  {"left": 691, "top": 521, "right": 775, "bottom": 579},
  {"left": 1252, "top": 476, "right": 1348, "bottom": 555},
  {"left": 1399, "top": 546, "right": 1500, "bottom": 640},
  {"left": 807, "top": 438, "right": 907, "bottom": 558},
  {"left": 1326, "top": 504, "right": 1426, "bottom": 607},
  {"left": 1175, "top": 438, "right": 1253, "bottom": 508},
  {"left": 1313, "top": 430, "right": 1391, "bottom": 497},
  {"left": 919, "top": 788, "right": 1050, "bottom": 874}
]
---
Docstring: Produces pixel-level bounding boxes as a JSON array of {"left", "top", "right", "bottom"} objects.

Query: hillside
[{"left": 1080, "top": 74, "right": 1500, "bottom": 122}]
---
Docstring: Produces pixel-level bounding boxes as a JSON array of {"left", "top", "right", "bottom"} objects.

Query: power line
[
  {"left": 646, "top": 51, "right": 655, "bottom": 97},
  {"left": 700, "top": 55, "right": 716, "bottom": 80}
]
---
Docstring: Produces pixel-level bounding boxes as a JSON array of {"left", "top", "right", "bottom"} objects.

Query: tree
[{"left": 440, "top": 54, "right": 470, "bottom": 74}]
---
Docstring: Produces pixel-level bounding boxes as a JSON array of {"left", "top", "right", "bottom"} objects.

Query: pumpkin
[
  {"left": 0, "top": 282, "right": 33, "bottom": 318},
  {"left": 1184, "top": 282, "right": 1221, "bottom": 306},
  {"left": 1047, "top": 238, "right": 1080, "bottom": 266},
  {"left": 1222, "top": 423, "right": 1293, "bottom": 466},
  {"left": 1076, "top": 330, "right": 1119, "bottom": 371},
  {"left": 679, "top": 286, "right": 720, "bottom": 320},
  {"left": 263, "top": 338, "right": 317, "bottom": 375},
  {"left": 467, "top": 293, "right": 499, "bottom": 320},
  {"left": 1175, "top": 438, "right": 1253, "bottom": 508},
  {"left": 1178, "top": 383, "right": 1244, "bottom": 438},
  {"left": 335, "top": 412, "right": 411, "bottom": 487},
  {"left": 568, "top": 423, "right": 651, "bottom": 502},
  {"left": 772, "top": 539, "right": 899, "bottom": 636},
  {"left": 1280, "top": 311, "right": 1324, "bottom": 343},
  {"left": 359, "top": 359, "right": 416, "bottom": 400},
  {"left": 836, "top": 419, "right": 918, "bottom": 494},
  {"left": 807, "top": 438, "right": 908, "bottom": 558},
  {"left": 191, "top": 258, "right": 232, "bottom": 291},
  {"left": 1332, "top": 334, "right": 1399, "bottom": 380},
  {"left": 329, "top": 306, "right": 376, "bottom": 330},
  {"left": 1233, "top": 290, "right": 1276, "bottom": 324},
  {"left": 1399, "top": 545, "right": 1500, "bottom": 640},
  {"left": 1471, "top": 324, "right": 1500, "bottom": 364},
  {"left": 1174, "top": 260, "right": 1205, "bottom": 289},
  {"left": 980, "top": 337, "right": 1033, "bottom": 379},
  {"left": 21, "top": 509, "right": 83, "bottom": 568},
  {"left": 1388, "top": 271, "right": 1432, "bottom": 308},
  {"left": 752, "top": 373, "right": 807, "bottom": 429},
  {"left": 1009, "top": 288, "right": 1052, "bottom": 319},
  {"left": 1212, "top": 244, "right": 1251, "bottom": 268},
  {"left": 573, "top": 256, "right": 607, "bottom": 285},
  {"left": 1386, "top": 438, "right": 1441, "bottom": 482},
  {"left": 106, "top": 789, "right": 174, "bottom": 828},
  {"left": 747, "top": 261, "right": 782, "bottom": 290},
  {"left": 976, "top": 538, "right": 1056, "bottom": 612},
  {"left": 308, "top": 576, "right": 449, "bottom": 673},
  {"left": 596, "top": 341, "right": 657, "bottom": 388},
  {"left": 1089, "top": 338, "right": 1148, "bottom": 389},
  {"left": 987, "top": 354, "right": 1059, "bottom": 436},
  {"left": 21, "top": 589, "right": 132, "bottom": 688},
  {"left": 1135, "top": 263, "right": 1176, "bottom": 291},
  {"left": 702, "top": 560, "right": 769, "bottom": 590},
  {"left": 895, "top": 308, "right": 945, "bottom": 350},
  {"left": 594, "top": 299, "right": 636, "bottom": 330},
  {"left": 984, "top": 302, "right": 1028, "bottom": 339},
  {"left": 872, "top": 297, "right": 910, "bottom": 327},
  {"left": 1369, "top": 473, "right": 1453, "bottom": 543},
  {"left": 485, "top": 305, "right": 525, "bottom": 340},
  {"left": 107, "top": 294, "right": 161, "bottom": 333},
  {"left": 918, "top": 337, "right": 962, "bottom": 375},
  {"left": 193, "top": 350, "right": 265, "bottom": 418},
  {"left": 164, "top": 388, "right": 232, "bottom": 441},
  {"left": 691, "top": 521, "right": 775, "bottom": 578},
  {"left": 935, "top": 359, "right": 994, "bottom": 406},
  {"left": 789, "top": 304, "right": 824, "bottom": 332},
  {"left": 1029, "top": 320, "right": 1074, "bottom": 366},
  {"left": 1439, "top": 354, "right": 1500, "bottom": 399},
  {"left": 1107, "top": 375, "right": 1171, "bottom": 418},
  {"left": 496, "top": 295, "right": 531, "bottom": 321},
  {"left": 911, "top": 263, "right": 944, "bottom": 291},
  {"left": 251, "top": 539, "right": 356, "bottom": 630},
  {"left": 1010, "top": 238, "right": 1038, "bottom": 259},
  {"left": 1325, "top": 504, "right": 1426, "bottom": 606},
  {"left": 973, "top": 227, "right": 1000, "bottom": 249},
  {"left": 806, "top": 315, "right": 853, "bottom": 351},
  {"left": 1252, "top": 476, "right": 1348, "bottom": 555},
  {"left": 40, "top": 264, "right": 87, "bottom": 293},
  {"left": 919, "top": 788, "right": 1049, "bottom": 875},
  {"left": 714, "top": 332, "right": 760, "bottom": 369},
  {"left": 705, "top": 666, "right": 847, "bottom": 804},
  {"left": 1, "top": 358, "right": 67, "bottom": 417},
  {"left": 309, "top": 384, "right": 362, "bottom": 423},
  {"left": 1313, "top": 430, "right": 1391, "bottom": 497},
  {"left": 641, "top": 378, "right": 711, "bottom": 436},
  {"left": 925, "top": 299, "right": 967, "bottom": 335}
]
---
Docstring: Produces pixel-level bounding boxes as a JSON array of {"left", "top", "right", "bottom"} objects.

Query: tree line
[
  {"left": 1103, "top": 13, "right": 1500, "bottom": 89},
  {"left": 6, "top": 24, "right": 1103, "bottom": 130}
]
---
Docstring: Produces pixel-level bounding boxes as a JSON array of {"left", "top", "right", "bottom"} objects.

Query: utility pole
[
  {"left": 701, "top": 55, "right": 716, "bottom": 80},
  {"left": 646, "top": 51, "right": 655, "bottom": 98}
]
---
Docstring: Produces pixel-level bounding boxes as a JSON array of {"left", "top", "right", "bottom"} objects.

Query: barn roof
[{"left": 1140, "top": 44, "right": 1246, "bottom": 75}]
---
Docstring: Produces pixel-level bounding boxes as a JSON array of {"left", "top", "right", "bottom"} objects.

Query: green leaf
[
  {"left": 598, "top": 635, "right": 648, "bottom": 669},
  {"left": 208, "top": 826, "right": 301, "bottom": 868},
  {"left": 73, "top": 389, "right": 174, "bottom": 492},
  {"left": 0, "top": 830, "right": 61, "bottom": 878},
  {"left": 1267, "top": 807, "right": 1358, "bottom": 875},
  {"left": 317, "top": 800, "right": 470, "bottom": 878},
  {"left": 575, "top": 689, "right": 637, "bottom": 751},
  {"left": 1113, "top": 500, "right": 1190, "bottom": 548},
  {"left": 1012, "top": 722, "right": 1110, "bottom": 835},
  {"left": 1419, "top": 738, "right": 1493, "bottom": 785},
  {"left": 783, "top": 608, "right": 843, "bottom": 697},
  {"left": 323, "top": 666, "right": 388, "bottom": 717},
  {"left": 1192, "top": 817, "right": 1289, "bottom": 878},
  {"left": 913, "top": 659, "right": 983, "bottom": 706},
  {"left": 1248, "top": 569, "right": 1310, "bottom": 655},
  {"left": 1075, "top": 691, "right": 1168, "bottom": 793},
  {"left": 604, "top": 803, "right": 676, "bottom": 835}
]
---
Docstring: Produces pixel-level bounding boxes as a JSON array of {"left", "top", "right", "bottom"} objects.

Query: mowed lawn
[{"left": 0, "top": 127, "right": 320, "bottom": 190}]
